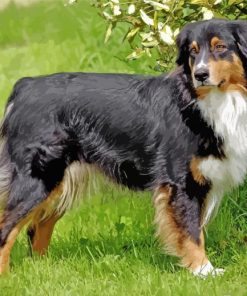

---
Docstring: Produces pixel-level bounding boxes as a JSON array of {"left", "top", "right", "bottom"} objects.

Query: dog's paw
[{"left": 192, "top": 261, "right": 225, "bottom": 278}]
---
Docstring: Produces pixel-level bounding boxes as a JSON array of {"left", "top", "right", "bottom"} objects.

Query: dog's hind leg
[
  {"left": 27, "top": 161, "right": 91, "bottom": 256},
  {"left": 154, "top": 185, "right": 224, "bottom": 277},
  {"left": 27, "top": 184, "right": 64, "bottom": 256},
  {"left": 0, "top": 174, "right": 50, "bottom": 274},
  {"left": 0, "top": 219, "right": 25, "bottom": 274}
]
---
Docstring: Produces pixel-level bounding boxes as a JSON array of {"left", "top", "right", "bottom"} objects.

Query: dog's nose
[{"left": 194, "top": 68, "right": 209, "bottom": 82}]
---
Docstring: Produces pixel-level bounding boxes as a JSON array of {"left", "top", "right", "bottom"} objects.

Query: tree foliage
[{"left": 87, "top": 0, "right": 246, "bottom": 71}]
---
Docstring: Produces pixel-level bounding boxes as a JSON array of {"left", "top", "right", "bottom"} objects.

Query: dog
[{"left": 0, "top": 18, "right": 246, "bottom": 277}]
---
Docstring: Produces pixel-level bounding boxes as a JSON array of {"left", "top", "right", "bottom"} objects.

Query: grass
[{"left": 0, "top": 1, "right": 246, "bottom": 295}]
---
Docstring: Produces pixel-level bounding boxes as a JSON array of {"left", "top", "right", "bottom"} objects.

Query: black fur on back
[{"left": 1, "top": 69, "right": 222, "bottom": 193}]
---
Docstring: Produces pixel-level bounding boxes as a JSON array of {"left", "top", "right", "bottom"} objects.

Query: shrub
[{"left": 89, "top": 0, "right": 246, "bottom": 71}]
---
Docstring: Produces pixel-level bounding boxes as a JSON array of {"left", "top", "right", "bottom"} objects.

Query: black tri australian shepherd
[{"left": 0, "top": 19, "right": 247, "bottom": 277}]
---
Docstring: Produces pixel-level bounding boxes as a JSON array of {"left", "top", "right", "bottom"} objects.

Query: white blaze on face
[
  {"left": 196, "top": 50, "right": 207, "bottom": 70},
  {"left": 193, "top": 51, "right": 209, "bottom": 88}
]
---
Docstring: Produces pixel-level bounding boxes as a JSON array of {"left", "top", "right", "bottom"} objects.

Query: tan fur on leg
[
  {"left": 0, "top": 183, "right": 63, "bottom": 273},
  {"left": 0, "top": 222, "right": 24, "bottom": 274},
  {"left": 154, "top": 186, "right": 208, "bottom": 272},
  {"left": 29, "top": 213, "right": 62, "bottom": 256},
  {"left": 27, "top": 183, "right": 65, "bottom": 255}
]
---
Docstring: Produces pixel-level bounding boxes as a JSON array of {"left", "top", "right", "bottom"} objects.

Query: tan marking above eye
[
  {"left": 210, "top": 36, "right": 227, "bottom": 51},
  {"left": 190, "top": 41, "right": 199, "bottom": 53}
]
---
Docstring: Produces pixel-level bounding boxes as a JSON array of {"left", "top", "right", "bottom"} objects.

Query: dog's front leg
[{"left": 153, "top": 185, "right": 224, "bottom": 277}]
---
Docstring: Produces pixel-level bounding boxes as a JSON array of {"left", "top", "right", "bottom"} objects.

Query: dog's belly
[{"left": 42, "top": 159, "right": 150, "bottom": 219}]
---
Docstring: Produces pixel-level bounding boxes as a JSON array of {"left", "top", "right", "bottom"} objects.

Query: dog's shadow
[{"left": 11, "top": 233, "right": 179, "bottom": 274}]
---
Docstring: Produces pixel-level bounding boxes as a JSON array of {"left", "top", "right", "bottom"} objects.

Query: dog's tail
[
  {"left": 0, "top": 138, "right": 12, "bottom": 210},
  {"left": 0, "top": 90, "right": 16, "bottom": 211}
]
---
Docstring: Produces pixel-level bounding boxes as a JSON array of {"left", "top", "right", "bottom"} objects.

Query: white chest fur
[{"left": 197, "top": 90, "right": 247, "bottom": 224}]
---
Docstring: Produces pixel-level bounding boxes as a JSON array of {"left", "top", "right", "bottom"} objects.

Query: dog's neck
[{"left": 197, "top": 88, "right": 247, "bottom": 154}]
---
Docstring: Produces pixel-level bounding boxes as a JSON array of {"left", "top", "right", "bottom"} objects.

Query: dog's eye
[
  {"left": 190, "top": 48, "right": 197, "bottom": 54},
  {"left": 215, "top": 44, "right": 227, "bottom": 51}
]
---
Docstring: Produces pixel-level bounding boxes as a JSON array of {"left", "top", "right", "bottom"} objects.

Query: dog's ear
[
  {"left": 231, "top": 20, "right": 247, "bottom": 58},
  {"left": 176, "top": 30, "right": 188, "bottom": 66},
  {"left": 176, "top": 27, "right": 189, "bottom": 69}
]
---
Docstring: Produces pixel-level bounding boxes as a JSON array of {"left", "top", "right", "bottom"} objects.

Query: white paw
[{"left": 192, "top": 261, "right": 225, "bottom": 278}]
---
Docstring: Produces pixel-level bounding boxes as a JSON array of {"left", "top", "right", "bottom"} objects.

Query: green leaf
[
  {"left": 143, "top": 0, "right": 170, "bottom": 11},
  {"left": 190, "top": 0, "right": 209, "bottom": 5},
  {"left": 145, "top": 48, "right": 152, "bottom": 57},
  {"left": 126, "top": 50, "right": 143, "bottom": 60},
  {"left": 142, "top": 39, "right": 159, "bottom": 47},
  {"left": 140, "top": 9, "right": 154, "bottom": 26},
  {"left": 102, "top": 11, "right": 113, "bottom": 21},
  {"left": 79, "top": 237, "right": 89, "bottom": 246},
  {"left": 126, "top": 27, "right": 140, "bottom": 40},
  {"left": 115, "top": 222, "right": 125, "bottom": 233},
  {"left": 183, "top": 7, "right": 195, "bottom": 17},
  {"left": 104, "top": 23, "right": 113, "bottom": 43},
  {"left": 228, "top": 0, "right": 241, "bottom": 4}
]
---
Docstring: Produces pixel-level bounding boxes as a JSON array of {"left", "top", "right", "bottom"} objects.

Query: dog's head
[{"left": 176, "top": 19, "right": 247, "bottom": 97}]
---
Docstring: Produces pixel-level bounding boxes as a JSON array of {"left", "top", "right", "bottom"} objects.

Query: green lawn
[{"left": 0, "top": 1, "right": 246, "bottom": 295}]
